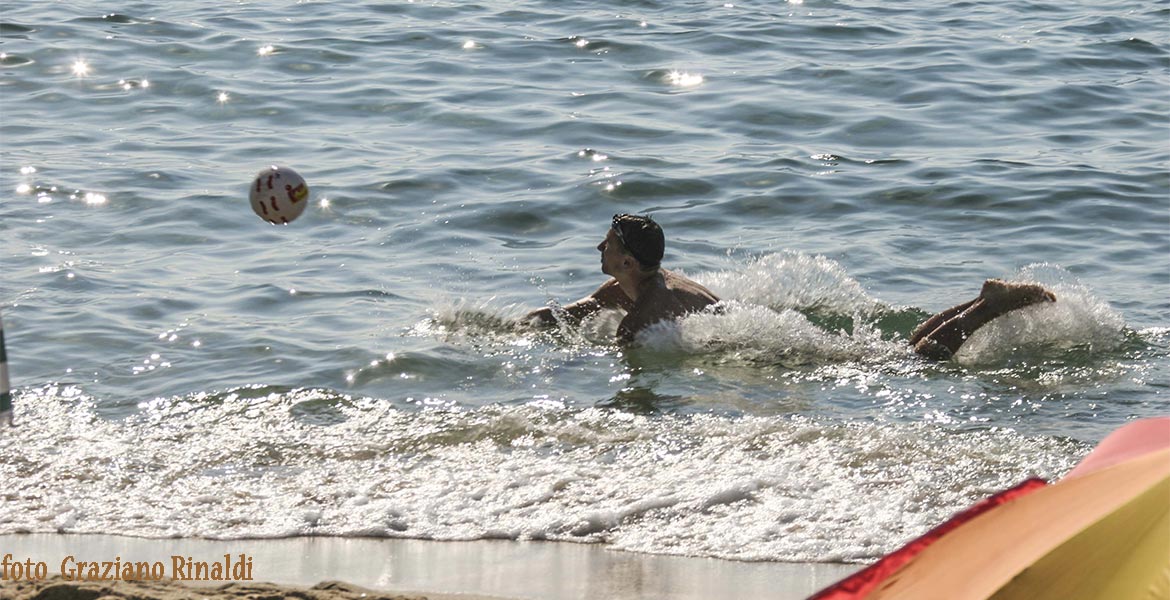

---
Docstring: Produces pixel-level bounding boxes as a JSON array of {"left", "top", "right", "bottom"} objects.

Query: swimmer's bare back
[{"left": 616, "top": 269, "right": 720, "bottom": 343}]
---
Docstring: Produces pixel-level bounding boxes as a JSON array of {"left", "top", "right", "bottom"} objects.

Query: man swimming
[
  {"left": 525, "top": 214, "right": 1055, "bottom": 358},
  {"left": 525, "top": 214, "right": 720, "bottom": 344}
]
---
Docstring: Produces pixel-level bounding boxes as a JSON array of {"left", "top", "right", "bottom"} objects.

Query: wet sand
[
  {"left": 4, "top": 577, "right": 451, "bottom": 600},
  {"left": 0, "top": 534, "right": 857, "bottom": 600}
]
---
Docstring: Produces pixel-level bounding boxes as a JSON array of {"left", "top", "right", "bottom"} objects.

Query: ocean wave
[{"left": 0, "top": 385, "right": 1085, "bottom": 563}]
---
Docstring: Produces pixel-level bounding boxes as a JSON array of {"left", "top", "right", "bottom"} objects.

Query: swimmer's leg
[
  {"left": 913, "top": 299, "right": 993, "bottom": 359},
  {"left": 909, "top": 298, "right": 978, "bottom": 346},
  {"left": 912, "top": 279, "right": 1055, "bottom": 360}
]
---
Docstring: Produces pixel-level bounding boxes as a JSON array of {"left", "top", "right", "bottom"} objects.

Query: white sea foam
[
  {"left": 0, "top": 385, "right": 1085, "bottom": 562},
  {"left": 956, "top": 264, "right": 1127, "bottom": 363},
  {"left": 636, "top": 302, "right": 901, "bottom": 365},
  {"left": 430, "top": 255, "right": 1128, "bottom": 370},
  {"left": 692, "top": 252, "right": 882, "bottom": 315}
]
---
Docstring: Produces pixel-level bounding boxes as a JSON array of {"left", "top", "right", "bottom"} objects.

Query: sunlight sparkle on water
[
  {"left": 71, "top": 59, "right": 90, "bottom": 77},
  {"left": 258, "top": 45, "right": 275, "bottom": 56},
  {"left": 216, "top": 91, "right": 230, "bottom": 104},
  {"left": 667, "top": 70, "right": 704, "bottom": 87},
  {"left": 119, "top": 79, "right": 150, "bottom": 91},
  {"left": 578, "top": 149, "right": 608, "bottom": 162},
  {"left": 69, "top": 191, "right": 108, "bottom": 205}
]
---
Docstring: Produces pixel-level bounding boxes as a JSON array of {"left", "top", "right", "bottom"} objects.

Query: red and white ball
[{"left": 249, "top": 165, "right": 309, "bottom": 224}]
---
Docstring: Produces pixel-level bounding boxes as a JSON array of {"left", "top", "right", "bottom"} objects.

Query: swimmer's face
[{"left": 598, "top": 229, "right": 629, "bottom": 276}]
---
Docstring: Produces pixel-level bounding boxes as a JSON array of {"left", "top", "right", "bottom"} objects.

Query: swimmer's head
[{"left": 611, "top": 214, "right": 664, "bottom": 270}]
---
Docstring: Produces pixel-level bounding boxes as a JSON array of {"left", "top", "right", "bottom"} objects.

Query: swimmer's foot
[
  {"left": 914, "top": 337, "right": 954, "bottom": 361},
  {"left": 979, "top": 279, "right": 1056, "bottom": 314}
]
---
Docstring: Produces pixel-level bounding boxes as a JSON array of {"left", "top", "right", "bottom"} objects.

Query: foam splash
[
  {"left": 424, "top": 255, "right": 1129, "bottom": 369},
  {"left": 636, "top": 302, "right": 902, "bottom": 365},
  {"left": 694, "top": 252, "right": 883, "bottom": 315},
  {"left": 422, "top": 296, "right": 624, "bottom": 349},
  {"left": 636, "top": 253, "right": 903, "bottom": 363},
  {"left": 956, "top": 264, "right": 1127, "bottom": 364},
  {"left": 418, "top": 297, "right": 529, "bottom": 339},
  {"left": 0, "top": 385, "right": 1086, "bottom": 563}
]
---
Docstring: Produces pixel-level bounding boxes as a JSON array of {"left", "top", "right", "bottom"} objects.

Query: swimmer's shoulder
[{"left": 661, "top": 269, "right": 720, "bottom": 304}]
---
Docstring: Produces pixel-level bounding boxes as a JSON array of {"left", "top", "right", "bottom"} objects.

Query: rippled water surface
[{"left": 1, "top": 0, "right": 1167, "bottom": 563}]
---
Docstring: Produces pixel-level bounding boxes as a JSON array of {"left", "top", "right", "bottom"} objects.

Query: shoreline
[
  {"left": 0, "top": 533, "right": 858, "bottom": 600},
  {"left": 2, "top": 577, "right": 467, "bottom": 600}
]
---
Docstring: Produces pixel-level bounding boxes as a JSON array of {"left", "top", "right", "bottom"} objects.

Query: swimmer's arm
[
  {"left": 614, "top": 300, "right": 662, "bottom": 345},
  {"left": 615, "top": 316, "right": 639, "bottom": 344},
  {"left": 523, "top": 279, "right": 633, "bottom": 327}
]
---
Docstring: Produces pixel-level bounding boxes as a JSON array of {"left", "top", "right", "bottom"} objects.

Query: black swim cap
[{"left": 611, "top": 214, "right": 664, "bottom": 269}]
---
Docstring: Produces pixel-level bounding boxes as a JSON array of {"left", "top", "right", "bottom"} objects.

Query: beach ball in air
[{"left": 249, "top": 165, "right": 309, "bottom": 224}]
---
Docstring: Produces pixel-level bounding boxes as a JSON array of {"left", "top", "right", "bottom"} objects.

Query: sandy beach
[
  {"left": 0, "top": 534, "right": 857, "bottom": 600},
  {"left": 5, "top": 578, "right": 441, "bottom": 600}
]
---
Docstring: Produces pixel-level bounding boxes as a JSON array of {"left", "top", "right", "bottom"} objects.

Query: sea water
[{"left": 0, "top": 0, "right": 1166, "bottom": 564}]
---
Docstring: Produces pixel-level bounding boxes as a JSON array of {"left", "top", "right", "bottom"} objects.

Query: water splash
[
  {"left": 423, "top": 297, "right": 529, "bottom": 339},
  {"left": 956, "top": 264, "right": 1127, "bottom": 364},
  {"left": 424, "top": 255, "right": 1129, "bottom": 371},
  {"left": 637, "top": 302, "right": 902, "bottom": 366},
  {"left": 695, "top": 252, "right": 883, "bottom": 315},
  {"left": 0, "top": 384, "right": 1085, "bottom": 563},
  {"left": 636, "top": 253, "right": 902, "bottom": 363}
]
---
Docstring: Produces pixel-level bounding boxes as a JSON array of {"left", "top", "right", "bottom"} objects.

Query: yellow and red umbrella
[{"left": 812, "top": 417, "right": 1170, "bottom": 600}]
